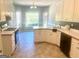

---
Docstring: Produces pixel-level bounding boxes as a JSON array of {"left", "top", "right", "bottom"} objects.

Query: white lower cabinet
[
  {"left": 70, "top": 38, "right": 79, "bottom": 58},
  {"left": 46, "top": 30, "right": 61, "bottom": 46},
  {"left": 34, "top": 30, "right": 40, "bottom": 42},
  {"left": 0, "top": 33, "right": 15, "bottom": 56},
  {"left": 0, "top": 34, "right": 3, "bottom": 55},
  {"left": 34, "top": 29, "right": 47, "bottom": 42},
  {"left": 34, "top": 29, "right": 61, "bottom": 46}
]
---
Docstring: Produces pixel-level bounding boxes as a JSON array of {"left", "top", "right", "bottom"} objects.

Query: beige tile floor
[
  {"left": 11, "top": 32, "right": 67, "bottom": 58},
  {"left": 12, "top": 42, "right": 67, "bottom": 58}
]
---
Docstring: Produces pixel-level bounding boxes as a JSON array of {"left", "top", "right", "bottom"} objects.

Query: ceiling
[{"left": 14, "top": 0, "right": 62, "bottom": 6}]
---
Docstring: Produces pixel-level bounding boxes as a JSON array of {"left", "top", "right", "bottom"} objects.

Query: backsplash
[
  {"left": 0, "top": 21, "right": 7, "bottom": 27},
  {"left": 56, "top": 21, "right": 79, "bottom": 30}
]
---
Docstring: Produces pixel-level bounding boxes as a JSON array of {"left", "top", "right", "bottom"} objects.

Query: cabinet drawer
[
  {"left": 47, "top": 31, "right": 58, "bottom": 36},
  {"left": 70, "top": 38, "right": 79, "bottom": 57},
  {"left": 72, "top": 38, "right": 79, "bottom": 46},
  {"left": 70, "top": 44, "right": 79, "bottom": 57}
]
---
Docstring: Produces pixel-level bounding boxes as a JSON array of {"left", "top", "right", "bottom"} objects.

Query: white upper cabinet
[
  {"left": 63, "top": 0, "right": 74, "bottom": 20},
  {"left": 55, "top": 0, "right": 64, "bottom": 21},
  {"left": 0, "top": 0, "right": 15, "bottom": 21},
  {"left": 73, "top": 0, "right": 79, "bottom": 20},
  {"left": 55, "top": 0, "right": 79, "bottom": 21}
]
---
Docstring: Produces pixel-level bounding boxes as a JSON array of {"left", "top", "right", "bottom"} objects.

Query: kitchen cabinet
[
  {"left": 55, "top": 0, "right": 75, "bottom": 21},
  {"left": 0, "top": 2, "right": 1, "bottom": 20},
  {"left": 55, "top": 1, "right": 64, "bottom": 21},
  {"left": 34, "top": 29, "right": 47, "bottom": 42},
  {"left": 0, "top": 0, "right": 6, "bottom": 21},
  {"left": 58, "top": 28, "right": 79, "bottom": 58},
  {"left": 73, "top": 0, "right": 79, "bottom": 19},
  {"left": 70, "top": 38, "right": 79, "bottom": 58},
  {"left": 63, "top": 0, "right": 74, "bottom": 20},
  {"left": 56, "top": 0, "right": 79, "bottom": 21},
  {"left": 45, "top": 30, "right": 60, "bottom": 46},
  {"left": 0, "top": 32, "right": 3, "bottom": 55},
  {"left": 55, "top": 0, "right": 79, "bottom": 21},
  {"left": 34, "top": 29, "right": 60, "bottom": 46},
  {"left": 0, "top": 0, "right": 15, "bottom": 21},
  {"left": 0, "top": 32, "right": 15, "bottom": 56}
]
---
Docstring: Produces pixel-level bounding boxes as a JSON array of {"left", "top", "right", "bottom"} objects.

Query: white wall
[{"left": 48, "top": 0, "right": 63, "bottom": 21}]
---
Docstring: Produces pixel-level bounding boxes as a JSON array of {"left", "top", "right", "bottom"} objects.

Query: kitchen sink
[{"left": 4, "top": 28, "right": 16, "bottom": 31}]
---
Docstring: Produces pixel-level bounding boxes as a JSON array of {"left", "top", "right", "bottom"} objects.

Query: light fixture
[{"left": 30, "top": 0, "right": 37, "bottom": 9}]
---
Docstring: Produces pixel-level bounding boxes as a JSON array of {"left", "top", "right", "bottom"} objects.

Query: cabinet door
[
  {"left": 0, "top": 0, "right": 6, "bottom": 21},
  {"left": 55, "top": 1, "right": 64, "bottom": 21},
  {"left": 1, "top": 35, "right": 12, "bottom": 56},
  {"left": 46, "top": 30, "right": 60, "bottom": 46},
  {"left": 41, "top": 30, "right": 47, "bottom": 42},
  {"left": 34, "top": 29, "right": 47, "bottom": 42},
  {"left": 5, "top": 0, "right": 14, "bottom": 15},
  {"left": 1, "top": 34, "right": 15, "bottom": 56},
  {"left": 73, "top": 0, "right": 79, "bottom": 19},
  {"left": 70, "top": 38, "right": 79, "bottom": 58},
  {"left": 0, "top": 34, "right": 3, "bottom": 55},
  {"left": 34, "top": 30, "right": 41, "bottom": 42},
  {"left": 63, "top": 0, "right": 74, "bottom": 20},
  {"left": 11, "top": 33, "right": 15, "bottom": 53},
  {"left": 0, "top": 0, "right": 1, "bottom": 20},
  {"left": 0, "top": 0, "right": 14, "bottom": 21}
]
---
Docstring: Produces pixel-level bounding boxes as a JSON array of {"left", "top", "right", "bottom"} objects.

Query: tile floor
[{"left": 11, "top": 32, "right": 67, "bottom": 58}]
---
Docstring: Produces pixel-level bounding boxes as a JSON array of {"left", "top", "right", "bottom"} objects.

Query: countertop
[
  {"left": 0, "top": 27, "right": 18, "bottom": 35},
  {"left": 58, "top": 28, "right": 79, "bottom": 40},
  {"left": 33, "top": 26, "right": 56, "bottom": 30},
  {"left": 34, "top": 26, "right": 79, "bottom": 40}
]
